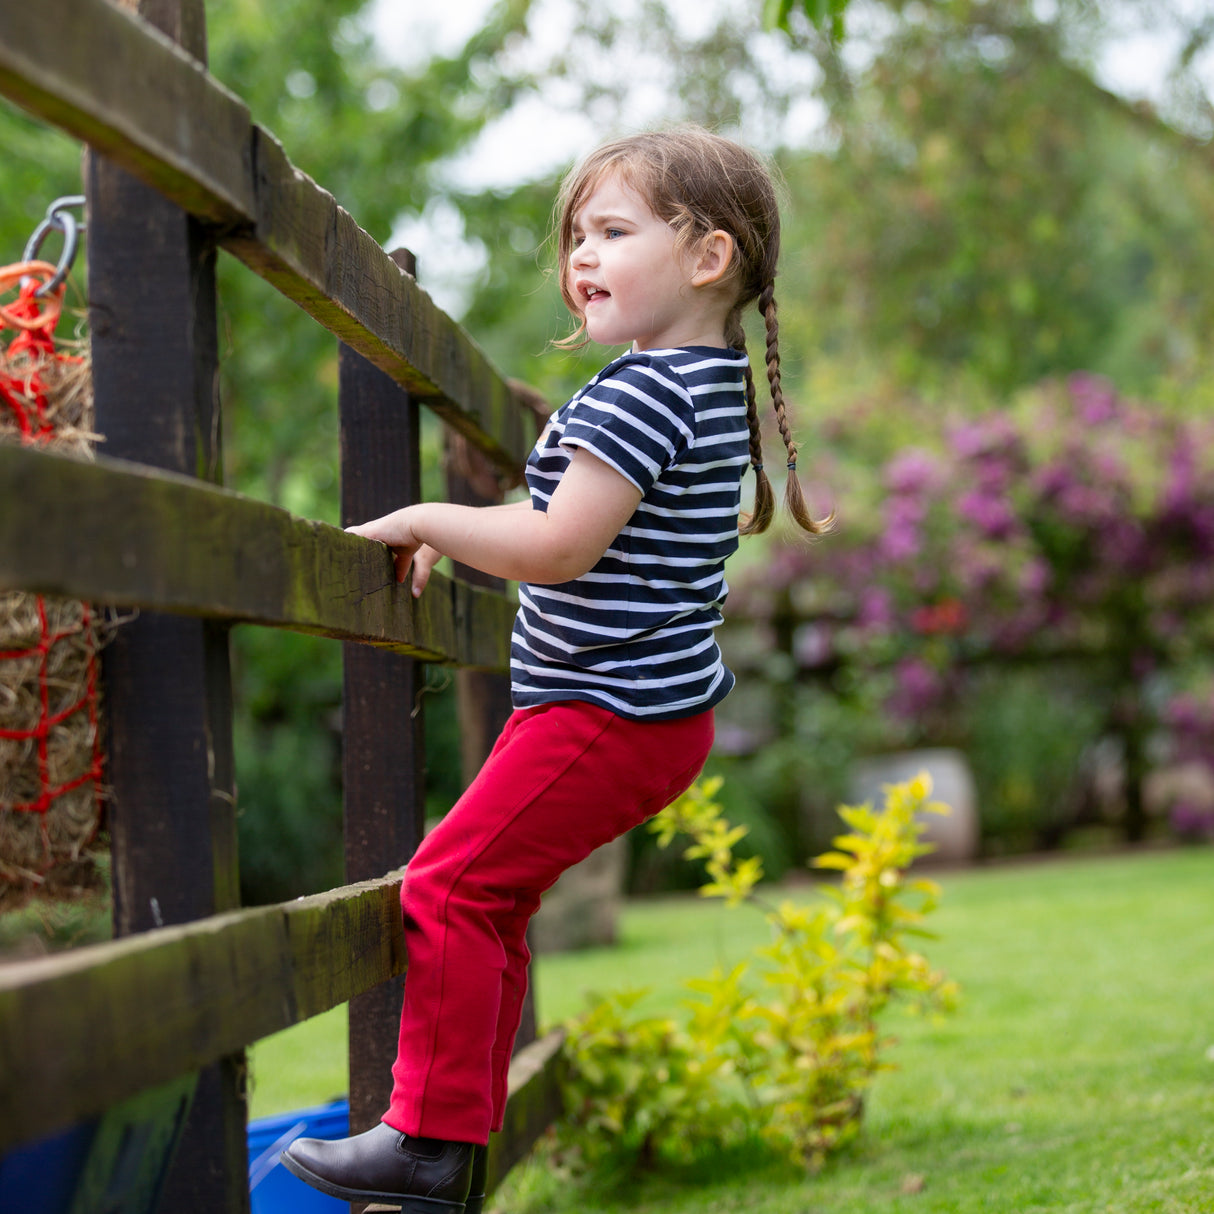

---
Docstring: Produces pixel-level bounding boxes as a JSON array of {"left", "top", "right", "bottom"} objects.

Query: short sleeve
[{"left": 559, "top": 355, "right": 696, "bottom": 496}]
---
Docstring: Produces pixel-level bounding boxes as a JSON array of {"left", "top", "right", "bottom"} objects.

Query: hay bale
[
  {"left": 0, "top": 333, "right": 97, "bottom": 452},
  {"left": 0, "top": 327, "right": 106, "bottom": 901}
]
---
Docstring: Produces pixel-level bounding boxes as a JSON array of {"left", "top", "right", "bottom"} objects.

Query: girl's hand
[
  {"left": 406, "top": 544, "right": 442, "bottom": 597},
  {"left": 345, "top": 452, "right": 641, "bottom": 593},
  {"left": 346, "top": 508, "right": 439, "bottom": 596}
]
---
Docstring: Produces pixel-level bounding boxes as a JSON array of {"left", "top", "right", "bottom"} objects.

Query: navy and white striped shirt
[{"left": 510, "top": 346, "right": 750, "bottom": 720}]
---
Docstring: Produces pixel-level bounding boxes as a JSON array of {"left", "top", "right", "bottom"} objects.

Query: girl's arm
[{"left": 348, "top": 448, "right": 644, "bottom": 597}]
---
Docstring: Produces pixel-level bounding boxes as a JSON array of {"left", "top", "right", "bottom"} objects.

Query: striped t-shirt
[{"left": 510, "top": 346, "right": 750, "bottom": 720}]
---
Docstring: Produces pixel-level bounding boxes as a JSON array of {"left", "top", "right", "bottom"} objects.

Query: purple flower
[
  {"left": 1068, "top": 372, "right": 1120, "bottom": 424},
  {"left": 794, "top": 623, "right": 833, "bottom": 668},
  {"left": 857, "top": 587, "right": 896, "bottom": 631},
  {"left": 881, "top": 524, "right": 921, "bottom": 561},
  {"left": 887, "top": 657, "right": 945, "bottom": 720},
  {"left": 1162, "top": 692, "right": 1214, "bottom": 766},
  {"left": 958, "top": 489, "right": 1017, "bottom": 540},
  {"left": 1033, "top": 461, "right": 1074, "bottom": 500},
  {"left": 884, "top": 448, "right": 943, "bottom": 495},
  {"left": 881, "top": 496, "right": 925, "bottom": 561},
  {"left": 1018, "top": 558, "right": 1049, "bottom": 596},
  {"left": 1170, "top": 801, "right": 1214, "bottom": 843}
]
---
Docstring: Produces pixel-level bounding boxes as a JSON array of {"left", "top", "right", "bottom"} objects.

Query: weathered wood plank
[
  {"left": 487, "top": 1029, "right": 567, "bottom": 1196},
  {"left": 0, "top": 0, "right": 536, "bottom": 472},
  {"left": 0, "top": 873, "right": 407, "bottom": 1151},
  {"left": 0, "top": 443, "right": 515, "bottom": 671}
]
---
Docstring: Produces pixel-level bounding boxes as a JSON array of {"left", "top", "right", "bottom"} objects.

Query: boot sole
[{"left": 280, "top": 1149, "right": 466, "bottom": 1212}]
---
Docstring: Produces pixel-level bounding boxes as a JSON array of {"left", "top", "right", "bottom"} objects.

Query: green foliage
[
  {"left": 496, "top": 849, "right": 1212, "bottom": 1213},
  {"left": 231, "top": 630, "right": 344, "bottom": 903},
  {"left": 964, "top": 667, "right": 1105, "bottom": 852},
  {"left": 231, "top": 627, "right": 465, "bottom": 904},
  {"left": 559, "top": 774, "right": 958, "bottom": 1171},
  {"left": 777, "top": 8, "right": 1214, "bottom": 395},
  {"left": 763, "top": 0, "right": 848, "bottom": 40},
  {"left": 0, "top": 850, "right": 112, "bottom": 957},
  {"left": 0, "top": 102, "right": 84, "bottom": 272}
]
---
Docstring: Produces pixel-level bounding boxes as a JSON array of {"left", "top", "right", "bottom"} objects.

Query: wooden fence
[{"left": 0, "top": 0, "right": 564, "bottom": 1209}]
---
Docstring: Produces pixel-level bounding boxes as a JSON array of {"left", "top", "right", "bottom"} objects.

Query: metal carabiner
[{"left": 21, "top": 195, "right": 86, "bottom": 298}]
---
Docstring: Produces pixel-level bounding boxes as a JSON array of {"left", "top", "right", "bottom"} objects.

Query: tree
[{"left": 773, "top": 3, "right": 1214, "bottom": 393}]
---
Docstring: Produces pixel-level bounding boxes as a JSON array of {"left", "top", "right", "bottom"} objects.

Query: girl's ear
[{"left": 691, "top": 230, "right": 735, "bottom": 287}]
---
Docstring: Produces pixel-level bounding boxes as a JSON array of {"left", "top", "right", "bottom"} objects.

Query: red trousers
[{"left": 384, "top": 700, "right": 714, "bottom": 1143}]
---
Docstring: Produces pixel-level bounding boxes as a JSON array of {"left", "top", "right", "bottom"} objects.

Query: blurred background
[{"left": 4, "top": 0, "right": 1212, "bottom": 908}]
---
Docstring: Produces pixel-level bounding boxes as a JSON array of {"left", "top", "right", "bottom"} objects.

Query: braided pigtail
[
  {"left": 729, "top": 312, "right": 775, "bottom": 536},
  {"left": 761, "top": 285, "right": 834, "bottom": 537}
]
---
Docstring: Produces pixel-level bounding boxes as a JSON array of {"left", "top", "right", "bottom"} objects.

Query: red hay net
[{"left": 0, "top": 261, "right": 104, "bottom": 887}]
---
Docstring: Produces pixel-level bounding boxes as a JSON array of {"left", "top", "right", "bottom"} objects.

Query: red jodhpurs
[{"left": 384, "top": 700, "right": 714, "bottom": 1144}]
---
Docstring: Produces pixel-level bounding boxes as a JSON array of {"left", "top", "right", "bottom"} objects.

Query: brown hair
[{"left": 555, "top": 126, "right": 832, "bottom": 537}]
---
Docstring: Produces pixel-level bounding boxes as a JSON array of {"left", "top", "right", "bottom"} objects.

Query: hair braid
[
  {"left": 729, "top": 313, "right": 774, "bottom": 535},
  {"left": 761, "top": 286, "right": 833, "bottom": 536}
]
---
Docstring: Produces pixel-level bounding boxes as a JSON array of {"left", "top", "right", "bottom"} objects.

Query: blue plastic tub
[
  {"left": 248, "top": 1098, "right": 350, "bottom": 1214},
  {"left": 0, "top": 1122, "right": 97, "bottom": 1214},
  {"left": 0, "top": 1097, "right": 351, "bottom": 1213}
]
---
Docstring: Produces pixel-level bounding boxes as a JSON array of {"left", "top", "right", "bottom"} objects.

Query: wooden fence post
[
  {"left": 339, "top": 249, "right": 427, "bottom": 1140},
  {"left": 85, "top": 2, "right": 246, "bottom": 1209}
]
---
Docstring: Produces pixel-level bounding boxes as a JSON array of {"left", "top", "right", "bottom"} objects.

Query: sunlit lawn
[{"left": 249, "top": 847, "right": 1214, "bottom": 1212}]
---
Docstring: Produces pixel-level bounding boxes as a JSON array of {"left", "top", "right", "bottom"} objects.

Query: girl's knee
[
  {"left": 400, "top": 855, "right": 448, "bottom": 921},
  {"left": 401, "top": 853, "right": 495, "bottom": 924}
]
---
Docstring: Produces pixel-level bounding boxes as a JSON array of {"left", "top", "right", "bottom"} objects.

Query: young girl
[{"left": 283, "top": 126, "right": 829, "bottom": 1213}]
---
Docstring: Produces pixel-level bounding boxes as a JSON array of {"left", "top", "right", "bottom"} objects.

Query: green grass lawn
[{"left": 248, "top": 848, "right": 1214, "bottom": 1212}]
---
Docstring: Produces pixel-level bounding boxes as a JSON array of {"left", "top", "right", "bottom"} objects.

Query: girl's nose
[{"left": 570, "top": 239, "right": 594, "bottom": 269}]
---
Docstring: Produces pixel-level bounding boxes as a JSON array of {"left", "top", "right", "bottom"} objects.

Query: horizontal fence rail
[
  {"left": 0, "top": 444, "right": 515, "bottom": 669},
  {"left": 0, "top": 874, "right": 405, "bottom": 1149},
  {"left": 0, "top": 0, "right": 535, "bottom": 474},
  {"left": 0, "top": 862, "right": 565, "bottom": 1159}
]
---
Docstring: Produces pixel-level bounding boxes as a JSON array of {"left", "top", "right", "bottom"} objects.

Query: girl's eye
[{"left": 605, "top": 228, "right": 625, "bottom": 239}]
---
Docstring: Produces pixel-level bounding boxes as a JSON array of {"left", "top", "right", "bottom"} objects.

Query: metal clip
[{"left": 22, "top": 195, "right": 87, "bottom": 297}]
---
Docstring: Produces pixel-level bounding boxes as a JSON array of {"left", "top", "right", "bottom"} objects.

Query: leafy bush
[
  {"left": 558, "top": 774, "right": 958, "bottom": 1172},
  {"left": 964, "top": 667, "right": 1105, "bottom": 852}
]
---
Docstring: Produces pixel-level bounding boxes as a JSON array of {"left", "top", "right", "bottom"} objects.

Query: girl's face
[{"left": 567, "top": 171, "right": 727, "bottom": 351}]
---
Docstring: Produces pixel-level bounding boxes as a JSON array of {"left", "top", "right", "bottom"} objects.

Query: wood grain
[
  {"left": 0, "top": 443, "right": 516, "bottom": 671},
  {"left": 0, "top": 873, "right": 407, "bottom": 1150}
]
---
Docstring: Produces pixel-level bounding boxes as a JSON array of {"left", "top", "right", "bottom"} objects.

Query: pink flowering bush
[{"left": 731, "top": 374, "right": 1214, "bottom": 847}]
